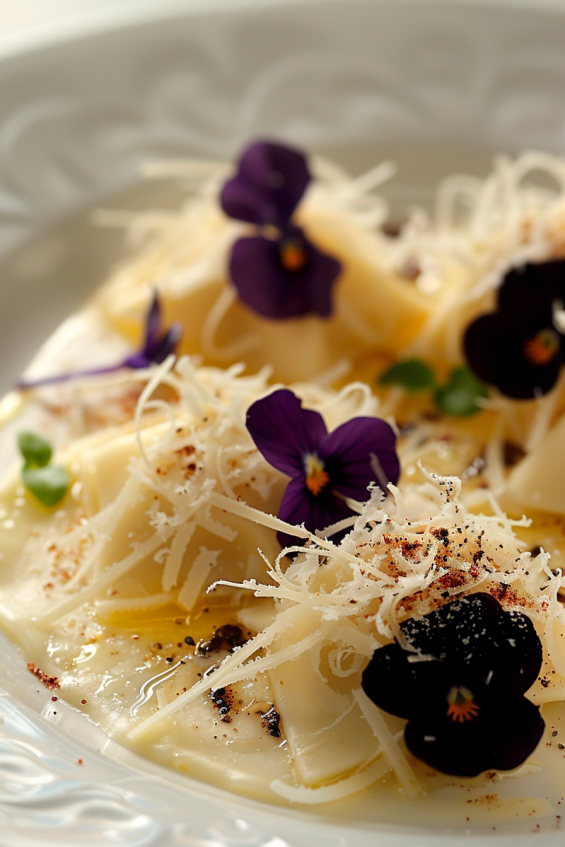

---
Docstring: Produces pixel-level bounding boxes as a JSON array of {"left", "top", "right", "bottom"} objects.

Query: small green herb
[
  {"left": 18, "top": 431, "right": 52, "bottom": 468},
  {"left": 379, "top": 358, "right": 437, "bottom": 393},
  {"left": 434, "top": 367, "right": 490, "bottom": 417},
  {"left": 22, "top": 466, "right": 69, "bottom": 508},
  {"left": 17, "top": 431, "right": 69, "bottom": 507}
]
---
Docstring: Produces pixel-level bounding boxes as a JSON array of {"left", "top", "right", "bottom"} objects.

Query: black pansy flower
[
  {"left": 17, "top": 291, "right": 181, "bottom": 390},
  {"left": 362, "top": 593, "right": 544, "bottom": 777},
  {"left": 220, "top": 140, "right": 341, "bottom": 319},
  {"left": 246, "top": 388, "right": 399, "bottom": 547},
  {"left": 464, "top": 259, "right": 565, "bottom": 399}
]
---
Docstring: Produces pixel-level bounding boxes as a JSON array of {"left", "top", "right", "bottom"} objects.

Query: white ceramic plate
[{"left": 3, "top": 1, "right": 565, "bottom": 843}]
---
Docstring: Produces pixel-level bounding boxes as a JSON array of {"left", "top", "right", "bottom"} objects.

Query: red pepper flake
[
  {"left": 81, "top": 699, "right": 87, "bottom": 705},
  {"left": 27, "top": 662, "right": 60, "bottom": 690},
  {"left": 77, "top": 758, "right": 83, "bottom": 765}
]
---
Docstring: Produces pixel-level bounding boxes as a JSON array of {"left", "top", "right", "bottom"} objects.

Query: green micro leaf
[
  {"left": 17, "top": 431, "right": 52, "bottom": 468},
  {"left": 434, "top": 367, "right": 490, "bottom": 417},
  {"left": 22, "top": 465, "right": 69, "bottom": 508},
  {"left": 379, "top": 358, "right": 437, "bottom": 393}
]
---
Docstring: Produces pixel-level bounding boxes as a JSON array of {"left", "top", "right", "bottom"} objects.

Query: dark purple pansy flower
[
  {"left": 464, "top": 259, "right": 565, "bottom": 399},
  {"left": 362, "top": 593, "right": 545, "bottom": 777},
  {"left": 17, "top": 291, "right": 181, "bottom": 390},
  {"left": 220, "top": 140, "right": 341, "bottom": 320},
  {"left": 246, "top": 388, "right": 400, "bottom": 548}
]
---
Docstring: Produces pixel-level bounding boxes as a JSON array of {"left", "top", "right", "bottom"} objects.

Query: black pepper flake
[
  {"left": 184, "top": 635, "right": 195, "bottom": 646},
  {"left": 210, "top": 686, "right": 234, "bottom": 722},
  {"left": 196, "top": 624, "right": 248, "bottom": 655},
  {"left": 259, "top": 705, "right": 282, "bottom": 738}
]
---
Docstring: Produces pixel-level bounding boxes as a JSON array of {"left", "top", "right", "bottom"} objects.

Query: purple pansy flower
[
  {"left": 246, "top": 388, "right": 400, "bottom": 547},
  {"left": 17, "top": 291, "right": 181, "bottom": 390},
  {"left": 362, "top": 593, "right": 544, "bottom": 777},
  {"left": 464, "top": 259, "right": 565, "bottom": 399},
  {"left": 220, "top": 140, "right": 341, "bottom": 320}
]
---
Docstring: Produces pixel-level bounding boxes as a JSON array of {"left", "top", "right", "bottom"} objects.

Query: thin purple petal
[
  {"left": 319, "top": 417, "right": 400, "bottom": 500},
  {"left": 221, "top": 140, "right": 310, "bottom": 227},
  {"left": 147, "top": 322, "right": 183, "bottom": 364},
  {"left": 229, "top": 234, "right": 340, "bottom": 319},
  {"left": 144, "top": 290, "right": 162, "bottom": 349},
  {"left": 246, "top": 389, "right": 327, "bottom": 478},
  {"left": 277, "top": 476, "right": 353, "bottom": 548},
  {"left": 18, "top": 293, "right": 182, "bottom": 389},
  {"left": 17, "top": 363, "right": 123, "bottom": 389}
]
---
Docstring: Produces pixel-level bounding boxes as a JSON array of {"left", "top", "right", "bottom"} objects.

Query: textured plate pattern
[{"left": 2, "top": 0, "right": 565, "bottom": 255}]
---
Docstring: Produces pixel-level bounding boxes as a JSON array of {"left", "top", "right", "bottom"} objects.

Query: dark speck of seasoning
[
  {"left": 503, "top": 441, "right": 526, "bottom": 468},
  {"left": 259, "top": 705, "right": 282, "bottom": 738},
  {"left": 553, "top": 731, "right": 558, "bottom": 737},
  {"left": 184, "top": 635, "right": 195, "bottom": 646},
  {"left": 210, "top": 686, "right": 233, "bottom": 722},
  {"left": 197, "top": 624, "right": 248, "bottom": 655},
  {"left": 530, "top": 546, "right": 542, "bottom": 559},
  {"left": 382, "top": 221, "right": 402, "bottom": 238},
  {"left": 559, "top": 743, "right": 565, "bottom": 750}
]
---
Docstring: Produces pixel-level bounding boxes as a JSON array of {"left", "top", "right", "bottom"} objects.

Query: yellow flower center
[
  {"left": 523, "top": 329, "right": 560, "bottom": 365},
  {"left": 280, "top": 239, "right": 307, "bottom": 272},
  {"left": 446, "top": 685, "right": 480, "bottom": 723},
  {"left": 304, "top": 453, "right": 331, "bottom": 496}
]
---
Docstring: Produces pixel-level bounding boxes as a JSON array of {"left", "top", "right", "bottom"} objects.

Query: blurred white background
[
  {"left": 0, "top": 0, "right": 130, "bottom": 36},
  {"left": 2, "top": 0, "right": 565, "bottom": 48}
]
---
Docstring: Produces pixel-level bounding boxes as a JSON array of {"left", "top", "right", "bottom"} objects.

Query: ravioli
[{"left": 3, "top": 144, "right": 565, "bottom": 830}]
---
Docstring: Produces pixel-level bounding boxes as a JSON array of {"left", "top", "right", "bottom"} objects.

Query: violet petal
[
  {"left": 246, "top": 389, "right": 327, "bottom": 478},
  {"left": 147, "top": 322, "right": 183, "bottom": 364},
  {"left": 319, "top": 417, "right": 400, "bottom": 500},
  {"left": 361, "top": 642, "right": 445, "bottom": 720},
  {"left": 498, "top": 259, "right": 565, "bottom": 317},
  {"left": 229, "top": 233, "right": 340, "bottom": 319},
  {"left": 144, "top": 290, "right": 162, "bottom": 349},
  {"left": 277, "top": 476, "right": 353, "bottom": 548},
  {"left": 405, "top": 696, "right": 545, "bottom": 777},
  {"left": 221, "top": 140, "right": 310, "bottom": 227},
  {"left": 464, "top": 312, "right": 561, "bottom": 399}
]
